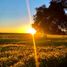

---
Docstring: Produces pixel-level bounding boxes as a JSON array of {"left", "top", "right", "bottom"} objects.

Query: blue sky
[{"left": 0, "top": 0, "right": 50, "bottom": 33}]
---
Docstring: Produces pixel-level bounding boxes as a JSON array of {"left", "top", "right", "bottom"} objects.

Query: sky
[{"left": 0, "top": 0, "right": 50, "bottom": 33}]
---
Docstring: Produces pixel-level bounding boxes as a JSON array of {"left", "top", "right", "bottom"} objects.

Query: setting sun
[{"left": 27, "top": 28, "right": 36, "bottom": 34}]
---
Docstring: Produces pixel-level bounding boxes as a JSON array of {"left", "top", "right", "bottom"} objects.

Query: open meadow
[{"left": 0, "top": 33, "right": 67, "bottom": 67}]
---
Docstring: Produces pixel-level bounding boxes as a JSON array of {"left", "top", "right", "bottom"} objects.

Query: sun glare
[{"left": 28, "top": 28, "right": 36, "bottom": 35}]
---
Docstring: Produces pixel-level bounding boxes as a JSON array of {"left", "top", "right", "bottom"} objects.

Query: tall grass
[{"left": 0, "top": 44, "right": 67, "bottom": 67}]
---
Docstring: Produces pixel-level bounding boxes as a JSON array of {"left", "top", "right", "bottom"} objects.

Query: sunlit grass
[
  {"left": 0, "top": 34, "right": 67, "bottom": 67},
  {"left": 0, "top": 44, "right": 67, "bottom": 67}
]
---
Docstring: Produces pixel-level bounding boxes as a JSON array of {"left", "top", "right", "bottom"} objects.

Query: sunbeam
[
  {"left": 26, "top": 0, "right": 33, "bottom": 24},
  {"left": 26, "top": 0, "right": 39, "bottom": 67}
]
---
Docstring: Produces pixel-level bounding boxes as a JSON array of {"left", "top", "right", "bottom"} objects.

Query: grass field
[{"left": 0, "top": 33, "right": 67, "bottom": 67}]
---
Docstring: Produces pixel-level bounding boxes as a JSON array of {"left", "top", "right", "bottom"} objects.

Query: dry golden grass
[{"left": 0, "top": 44, "right": 67, "bottom": 67}]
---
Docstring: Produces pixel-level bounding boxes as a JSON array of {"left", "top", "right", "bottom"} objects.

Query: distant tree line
[{"left": 32, "top": 0, "right": 67, "bottom": 35}]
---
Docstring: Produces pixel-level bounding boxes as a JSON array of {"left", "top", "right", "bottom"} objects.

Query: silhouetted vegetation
[{"left": 32, "top": 0, "right": 67, "bottom": 35}]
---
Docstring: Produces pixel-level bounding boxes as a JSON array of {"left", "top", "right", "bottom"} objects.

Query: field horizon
[{"left": 0, "top": 33, "right": 67, "bottom": 67}]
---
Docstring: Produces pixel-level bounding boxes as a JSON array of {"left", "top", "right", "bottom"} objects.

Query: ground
[{"left": 0, "top": 34, "right": 67, "bottom": 67}]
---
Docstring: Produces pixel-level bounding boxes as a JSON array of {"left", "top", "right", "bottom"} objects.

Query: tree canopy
[{"left": 32, "top": 0, "right": 67, "bottom": 35}]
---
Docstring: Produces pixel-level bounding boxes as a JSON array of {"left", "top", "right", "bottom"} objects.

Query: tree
[{"left": 32, "top": 0, "right": 67, "bottom": 35}]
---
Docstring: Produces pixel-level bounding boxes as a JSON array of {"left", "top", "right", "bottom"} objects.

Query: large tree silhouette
[{"left": 32, "top": 0, "right": 67, "bottom": 35}]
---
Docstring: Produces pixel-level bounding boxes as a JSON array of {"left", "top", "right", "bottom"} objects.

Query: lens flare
[
  {"left": 28, "top": 28, "right": 36, "bottom": 35},
  {"left": 26, "top": 0, "right": 33, "bottom": 24},
  {"left": 26, "top": 0, "right": 39, "bottom": 67},
  {"left": 32, "top": 35, "right": 39, "bottom": 67}
]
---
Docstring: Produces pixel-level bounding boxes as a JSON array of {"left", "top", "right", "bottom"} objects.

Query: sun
[{"left": 27, "top": 28, "right": 36, "bottom": 35}]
